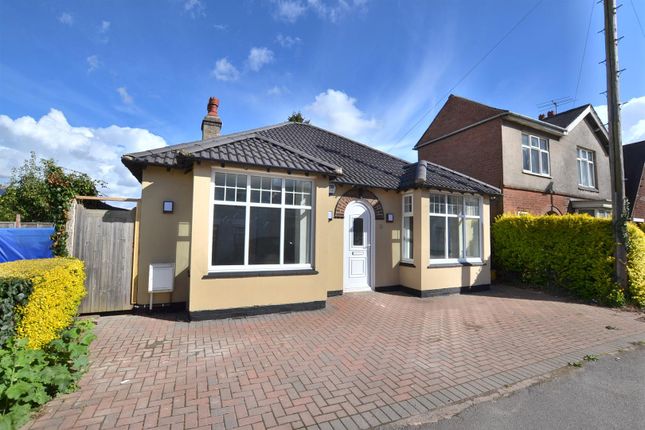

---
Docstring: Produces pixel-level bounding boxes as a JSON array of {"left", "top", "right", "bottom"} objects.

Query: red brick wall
[
  {"left": 416, "top": 95, "right": 505, "bottom": 144},
  {"left": 502, "top": 187, "right": 571, "bottom": 216},
  {"left": 632, "top": 166, "right": 645, "bottom": 219},
  {"left": 417, "top": 118, "right": 504, "bottom": 190}
]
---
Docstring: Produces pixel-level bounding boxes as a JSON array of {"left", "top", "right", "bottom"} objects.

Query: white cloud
[
  {"left": 0, "top": 109, "right": 166, "bottom": 197},
  {"left": 274, "top": 0, "right": 307, "bottom": 22},
  {"left": 213, "top": 23, "right": 227, "bottom": 30},
  {"left": 212, "top": 58, "right": 240, "bottom": 81},
  {"left": 116, "top": 87, "right": 134, "bottom": 105},
  {"left": 276, "top": 34, "right": 302, "bottom": 48},
  {"left": 595, "top": 95, "right": 645, "bottom": 144},
  {"left": 267, "top": 85, "right": 289, "bottom": 96},
  {"left": 58, "top": 12, "right": 73, "bottom": 26},
  {"left": 305, "top": 89, "right": 377, "bottom": 140},
  {"left": 247, "top": 47, "right": 274, "bottom": 72},
  {"left": 86, "top": 55, "right": 100, "bottom": 72},
  {"left": 184, "top": 0, "right": 205, "bottom": 17},
  {"left": 100, "top": 20, "right": 111, "bottom": 33}
]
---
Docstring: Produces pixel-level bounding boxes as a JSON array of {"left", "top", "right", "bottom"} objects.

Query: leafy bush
[
  {"left": 626, "top": 223, "right": 645, "bottom": 306},
  {"left": 0, "top": 279, "right": 31, "bottom": 348},
  {"left": 0, "top": 258, "right": 86, "bottom": 349},
  {"left": 492, "top": 215, "right": 645, "bottom": 307},
  {"left": 0, "top": 319, "right": 96, "bottom": 430}
]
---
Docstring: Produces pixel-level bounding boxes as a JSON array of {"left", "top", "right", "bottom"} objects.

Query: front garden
[{"left": 0, "top": 258, "right": 95, "bottom": 430}]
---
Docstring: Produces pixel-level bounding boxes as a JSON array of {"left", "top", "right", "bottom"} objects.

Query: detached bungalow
[{"left": 122, "top": 98, "right": 500, "bottom": 319}]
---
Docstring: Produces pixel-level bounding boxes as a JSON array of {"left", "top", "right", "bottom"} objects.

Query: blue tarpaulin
[{"left": 0, "top": 228, "right": 54, "bottom": 263}]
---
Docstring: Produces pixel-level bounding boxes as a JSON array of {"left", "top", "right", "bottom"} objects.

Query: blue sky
[{"left": 1, "top": 0, "right": 644, "bottom": 197}]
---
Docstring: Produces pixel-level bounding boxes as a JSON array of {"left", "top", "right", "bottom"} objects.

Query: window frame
[
  {"left": 428, "top": 192, "right": 483, "bottom": 265},
  {"left": 208, "top": 168, "right": 315, "bottom": 273},
  {"left": 576, "top": 147, "right": 597, "bottom": 189},
  {"left": 401, "top": 193, "right": 414, "bottom": 263},
  {"left": 521, "top": 133, "right": 551, "bottom": 177}
]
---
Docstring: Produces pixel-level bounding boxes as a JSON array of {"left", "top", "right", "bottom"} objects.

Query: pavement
[
  {"left": 25, "top": 285, "right": 645, "bottom": 430},
  {"left": 396, "top": 344, "right": 645, "bottom": 430}
]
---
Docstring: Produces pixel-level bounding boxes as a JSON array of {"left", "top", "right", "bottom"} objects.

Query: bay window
[
  {"left": 401, "top": 194, "right": 413, "bottom": 261},
  {"left": 210, "top": 171, "right": 313, "bottom": 271},
  {"left": 429, "top": 194, "right": 482, "bottom": 263},
  {"left": 522, "top": 134, "right": 550, "bottom": 176}
]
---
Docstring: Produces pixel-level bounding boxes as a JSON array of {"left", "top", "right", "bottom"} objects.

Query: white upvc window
[
  {"left": 209, "top": 169, "right": 314, "bottom": 272},
  {"left": 577, "top": 147, "right": 596, "bottom": 188},
  {"left": 401, "top": 194, "right": 414, "bottom": 262},
  {"left": 429, "top": 193, "right": 482, "bottom": 264},
  {"left": 522, "top": 134, "right": 550, "bottom": 176}
]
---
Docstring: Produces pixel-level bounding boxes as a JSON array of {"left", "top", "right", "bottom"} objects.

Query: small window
[
  {"left": 352, "top": 217, "right": 364, "bottom": 246},
  {"left": 577, "top": 148, "right": 596, "bottom": 188},
  {"left": 402, "top": 195, "right": 414, "bottom": 261},
  {"left": 522, "top": 134, "right": 550, "bottom": 176}
]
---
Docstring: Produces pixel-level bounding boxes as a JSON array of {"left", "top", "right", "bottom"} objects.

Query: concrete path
[
  {"left": 26, "top": 286, "right": 645, "bottom": 429},
  {"left": 398, "top": 345, "right": 645, "bottom": 430}
]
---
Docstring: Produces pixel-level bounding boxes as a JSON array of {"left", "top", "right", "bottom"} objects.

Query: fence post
[{"left": 15, "top": 214, "right": 20, "bottom": 228}]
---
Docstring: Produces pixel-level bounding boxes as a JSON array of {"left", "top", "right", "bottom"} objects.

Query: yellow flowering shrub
[{"left": 0, "top": 258, "right": 86, "bottom": 348}]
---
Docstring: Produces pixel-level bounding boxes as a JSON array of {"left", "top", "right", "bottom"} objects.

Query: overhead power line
[
  {"left": 574, "top": 0, "right": 596, "bottom": 104},
  {"left": 630, "top": 0, "right": 645, "bottom": 39},
  {"left": 388, "top": 0, "right": 545, "bottom": 151}
]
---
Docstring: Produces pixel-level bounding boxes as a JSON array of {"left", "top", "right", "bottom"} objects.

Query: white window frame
[
  {"left": 208, "top": 168, "right": 315, "bottom": 273},
  {"left": 577, "top": 147, "right": 596, "bottom": 189},
  {"left": 429, "top": 192, "right": 483, "bottom": 265},
  {"left": 522, "top": 133, "right": 550, "bottom": 177},
  {"left": 401, "top": 193, "right": 414, "bottom": 263}
]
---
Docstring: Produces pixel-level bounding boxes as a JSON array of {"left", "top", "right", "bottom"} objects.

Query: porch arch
[{"left": 334, "top": 187, "right": 385, "bottom": 220}]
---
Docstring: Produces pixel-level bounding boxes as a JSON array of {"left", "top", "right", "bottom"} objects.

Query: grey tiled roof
[
  {"left": 122, "top": 122, "right": 500, "bottom": 195},
  {"left": 541, "top": 105, "right": 590, "bottom": 128}
]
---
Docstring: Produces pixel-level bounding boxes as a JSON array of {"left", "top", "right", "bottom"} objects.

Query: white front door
[{"left": 344, "top": 201, "right": 373, "bottom": 292}]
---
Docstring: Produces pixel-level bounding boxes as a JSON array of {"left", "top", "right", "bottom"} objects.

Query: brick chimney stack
[
  {"left": 538, "top": 113, "right": 546, "bottom": 120},
  {"left": 547, "top": 110, "right": 555, "bottom": 118},
  {"left": 201, "top": 97, "right": 222, "bottom": 140}
]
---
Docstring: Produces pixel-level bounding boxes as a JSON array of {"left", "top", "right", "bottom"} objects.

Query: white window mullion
[
  {"left": 244, "top": 177, "right": 251, "bottom": 266},
  {"left": 279, "top": 179, "right": 285, "bottom": 265}
]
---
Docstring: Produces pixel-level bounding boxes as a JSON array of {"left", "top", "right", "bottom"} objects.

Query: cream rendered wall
[
  {"left": 136, "top": 166, "right": 193, "bottom": 305},
  {"left": 501, "top": 120, "right": 611, "bottom": 200}
]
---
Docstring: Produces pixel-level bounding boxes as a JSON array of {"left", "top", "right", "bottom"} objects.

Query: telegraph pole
[{"left": 603, "top": 0, "right": 628, "bottom": 289}]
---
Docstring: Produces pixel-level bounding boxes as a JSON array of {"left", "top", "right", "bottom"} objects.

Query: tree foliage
[
  {"left": 287, "top": 111, "right": 310, "bottom": 124},
  {"left": 0, "top": 153, "right": 103, "bottom": 255}
]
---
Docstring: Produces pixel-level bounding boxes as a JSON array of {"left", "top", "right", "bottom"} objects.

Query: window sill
[
  {"left": 427, "top": 261, "right": 485, "bottom": 268},
  {"left": 578, "top": 186, "right": 599, "bottom": 193},
  {"left": 399, "top": 261, "right": 416, "bottom": 268},
  {"left": 203, "top": 269, "right": 318, "bottom": 279},
  {"left": 522, "top": 170, "right": 551, "bottom": 179}
]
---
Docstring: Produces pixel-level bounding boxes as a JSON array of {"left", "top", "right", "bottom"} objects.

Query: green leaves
[
  {"left": 492, "top": 215, "right": 645, "bottom": 307},
  {"left": 0, "top": 278, "right": 32, "bottom": 348},
  {"left": 0, "top": 319, "right": 96, "bottom": 428},
  {"left": 0, "top": 151, "right": 104, "bottom": 256}
]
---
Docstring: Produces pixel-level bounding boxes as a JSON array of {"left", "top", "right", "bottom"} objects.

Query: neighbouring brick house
[
  {"left": 624, "top": 140, "right": 645, "bottom": 222},
  {"left": 414, "top": 95, "right": 612, "bottom": 218}
]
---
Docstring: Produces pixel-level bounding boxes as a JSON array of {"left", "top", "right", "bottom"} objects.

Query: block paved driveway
[{"left": 27, "top": 286, "right": 645, "bottom": 430}]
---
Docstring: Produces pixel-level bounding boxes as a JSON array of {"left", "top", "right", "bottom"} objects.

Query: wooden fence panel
[{"left": 73, "top": 205, "right": 135, "bottom": 313}]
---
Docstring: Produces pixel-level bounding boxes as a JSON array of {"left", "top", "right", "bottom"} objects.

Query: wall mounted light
[
  {"left": 328, "top": 183, "right": 336, "bottom": 196},
  {"left": 163, "top": 201, "right": 174, "bottom": 213},
  {"left": 327, "top": 210, "right": 333, "bottom": 221},
  {"left": 386, "top": 213, "right": 394, "bottom": 223}
]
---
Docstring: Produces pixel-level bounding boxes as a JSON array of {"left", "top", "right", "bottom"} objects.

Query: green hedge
[
  {"left": 0, "top": 258, "right": 86, "bottom": 349},
  {"left": 492, "top": 215, "right": 645, "bottom": 307}
]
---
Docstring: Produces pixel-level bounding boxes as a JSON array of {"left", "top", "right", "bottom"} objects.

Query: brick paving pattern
[{"left": 26, "top": 286, "right": 645, "bottom": 430}]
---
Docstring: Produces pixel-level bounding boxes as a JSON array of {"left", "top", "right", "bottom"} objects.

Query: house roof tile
[{"left": 122, "top": 122, "right": 500, "bottom": 195}]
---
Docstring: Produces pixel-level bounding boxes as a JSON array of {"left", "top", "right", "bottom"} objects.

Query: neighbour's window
[
  {"left": 429, "top": 194, "right": 481, "bottom": 263},
  {"left": 577, "top": 148, "right": 596, "bottom": 188},
  {"left": 211, "top": 171, "right": 313, "bottom": 271},
  {"left": 402, "top": 194, "right": 413, "bottom": 261},
  {"left": 522, "top": 134, "right": 550, "bottom": 176}
]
